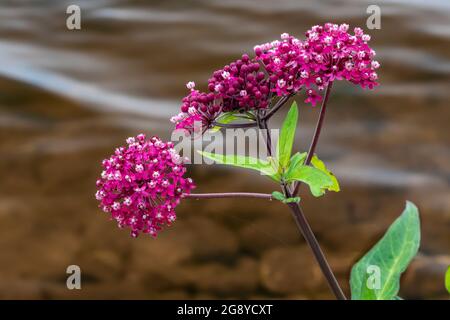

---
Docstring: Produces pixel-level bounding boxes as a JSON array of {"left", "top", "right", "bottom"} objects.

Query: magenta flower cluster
[
  {"left": 172, "top": 23, "right": 379, "bottom": 132},
  {"left": 207, "top": 54, "right": 270, "bottom": 112},
  {"left": 95, "top": 134, "right": 195, "bottom": 237},
  {"left": 256, "top": 24, "right": 379, "bottom": 105},
  {"left": 170, "top": 54, "right": 270, "bottom": 134}
]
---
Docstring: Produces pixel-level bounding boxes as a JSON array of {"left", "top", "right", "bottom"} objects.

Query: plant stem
[
  {"left": 256, "top": 110, "right": 272, "bottom": 157},
  {"left": 305, "top": 82, "right": 333, "bottom": 165},
  {"left": 258, "top": 100, "right": 344, "bottom": 300},
  {"left": 185, "top": 192, "right": 272, "bottom": 200},
  {"left": 263, "top": 94, "right": 292, "bottom": 121},
  {"left": 259, "top": 118, "right": 272, "bottom": 157},
  {"left": 293, "top": 82, "right": 333, "bottom": 195},
  {"left": 284, "top": 194, "right": 347, "bottom": 300}
]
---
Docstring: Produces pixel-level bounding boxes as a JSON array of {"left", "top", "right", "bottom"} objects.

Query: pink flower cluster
[
  {"left": 171, "top": 54, "right": 271, "bottom": 134},
  {"left": 172, "top": 23, "right": 379, "bottom": 131},
  {"left": 207, "top": 54, "right": 270, "bottom": 112},
  {"left": 255, "top": 24, "right": 379, "bottom": 105},
  {"left": 171, "top": 87, "right": 220, "bottom": 134},
  {"left": 95, "top": 134, "right": 195, "bottom": 237}
]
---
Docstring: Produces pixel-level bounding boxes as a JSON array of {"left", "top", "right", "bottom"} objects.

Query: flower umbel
[
  {"left": 96, "top": 134, "right": 195, "bottom": 237},
  {"left": 256, "top": 24, "right": 379, "bottom": 106},
  {"left": 172, "top": 24, "right": 380, "bottom": 133},
  {"left": 208, "top": 54, "right": 270, "bottom": 112}
]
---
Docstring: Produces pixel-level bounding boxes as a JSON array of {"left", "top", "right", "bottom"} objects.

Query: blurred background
[{"left": 0, "top": 0, "right": 449, "bottom": 299}]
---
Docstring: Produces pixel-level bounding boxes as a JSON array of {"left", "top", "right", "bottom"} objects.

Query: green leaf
[
  {"left": 393, "top": 296, "right": 403, "bottom": 300},
  {"left": 271, "top": 191, "right": 286, "bottom": 201},
  {"left": 276, "top": 102, "right": 298, "bottom": 170},
  {"left": 271, "top": 191, "right": 300, "bottom": 204},
  {"left": 235, "top": 111, "right": 256, "bottom": 121},
  {"left": 284, "top": 196, "right": 301, "bottom": 204},
  {"left": 350, "top": 201, "right": 421, "bottom": 300},
  {"left": 199, "top": 151, "right": 280, "bottom": 182},
  {"left": 266, "top": 156, "right": 280, "bottom": 175},
  {"left": 285, "top": 152, "right": 307, "bottom": 177},
  {"left": 209, "top": 112, "right": 240, "bottom": 132},
  {"left": 284, "top": 165, "right": 333, "bottom": 197},
  {"left": 284, "top": 153, "right": 339, "bottom": 196},
  {"left": 310, "top": 155, "right": 340, "bottom": 192}
]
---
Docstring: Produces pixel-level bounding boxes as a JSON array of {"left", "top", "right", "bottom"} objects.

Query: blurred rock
[
  {"left": 318, "top": 222, "right": 385, "bottom": 254},
  {"left": 401, "top": 254, "right": 450, "bottom": 299},
  {"left": 149, "top": 291, "right": 192, "bottom": 300},
  {"left": 129, "top": 217, "right": 240, "bottom": 292},
  {"left": 42, "top": 280, "right": 149, "bottom": 300},
  {"left": 82, "top": 212, "right": 132, "bottom": 253},
  {"left": 0, "top": 197, "right": 35, "bottom": 245},
  {"left": 285, "top": 295, "right": 310, "bottom": 300},
  {"left": 238, "top": 216, "right": 303, "bottom": 255},
  {"left": 299, "top": 187, "right": 405, "bottom": 254},
  {"left": 76, "top": 249, "right": 123, "bottom": 282},
  {"left": 131, "top": 216, "right": 239, "bottom": 272},
  {"left": 260, "top": 246, "right": 327, "bottom": 295},
  {"left": 0, "top": 278, "right": 45, "bottom": 299},
  {"left": 137, "top": 265, "right": 190, "bottom": 292},
  {"left": 0, "top": 231, "right": 79, "bottom": 280},
  {"left": 413, "top": 193, "right": 450, "bottom": 254},
  {"left": 184, "top": 258, "right": 259, "bottom": 295}
]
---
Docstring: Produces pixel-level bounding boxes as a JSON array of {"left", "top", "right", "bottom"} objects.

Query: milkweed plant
[{"left": 95, "top": 23, "right": 421, "bottom": 300}]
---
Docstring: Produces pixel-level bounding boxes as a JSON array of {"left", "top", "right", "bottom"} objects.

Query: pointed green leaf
[
  {"left": 276, "top": 102, "right": 298, "bottom": 170},
  {"left": 266, "top": 156, "right": 281, "bottom": 175},
  {"left": 310, "top": 155, "right": 340, "bottom": 192},
  {"left": 199, "top": 151, "right": 280, "bottom": 182},
  {"left": 284, "top": 165, "right": 333, "bottom": 197},
  {"left": 350, "top": 201, "right": 420, "bottom": 300},
  {"left": 285, "top": 152, "right": 307, "bottom": 178}
]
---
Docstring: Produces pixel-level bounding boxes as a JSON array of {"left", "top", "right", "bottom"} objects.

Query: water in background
[{"left": 0, "top": 0, "right": 448, "bottom": 299}]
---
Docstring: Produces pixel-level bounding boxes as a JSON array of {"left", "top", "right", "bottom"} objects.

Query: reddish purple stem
[
  {"left": 293, "top": 81, "right": 333, "bottom": 195},
  {"left": 185, "top": 192, "right": 272, "bottom": 200}
]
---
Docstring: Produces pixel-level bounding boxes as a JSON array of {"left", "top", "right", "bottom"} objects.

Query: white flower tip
[
  {"left": 281, "top": 33, "right": 290, "bottom": 40},
  {"left": 186, "top": 81, "right": 196, "bottom": 90}
]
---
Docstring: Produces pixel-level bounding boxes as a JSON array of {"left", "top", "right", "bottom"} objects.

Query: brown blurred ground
[{"left": 0, "top": 0, "right": 449, "bottom": 299}]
